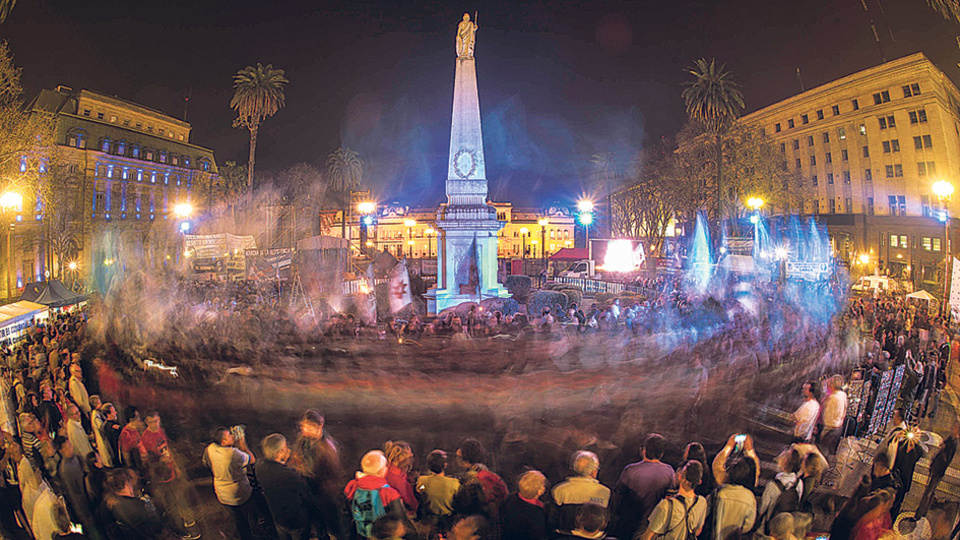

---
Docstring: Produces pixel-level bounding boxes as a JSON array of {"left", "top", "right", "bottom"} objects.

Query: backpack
[
  {"left": 656, "top": 495, "right": 700, "bottom": 540},
  {"left": 763, "top": 478, "right": 800, "bottom": 532},
  {"left": 352, "top": 484, "right": 389, "bottom": 538}
]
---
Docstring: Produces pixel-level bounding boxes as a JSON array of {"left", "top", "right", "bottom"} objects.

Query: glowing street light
[
  {"left": 520, "top": 227, "right": 530, "bottom": 259},
  {"left": 858, "top": 253, "right": 870, "bottom": 265},
  {"left": 747, "top": 197, "right": 764, "bottom": 211},
  {"left": 173, "top": 202, "right": 193, "bottom": 218},
  {"left": 933, "top": 180, "right": 955, "bottom": 314},
  {"left": 577, "top": 199, "right": 595, "bottom": 212},
  {"left": 0, "top": 191, "right": 20, "bottom": 298},
  {"left": 357, "top": 201, "right": 376, "bottom": 214},
  {"left": 538, "top": 218, "right": 549, "bottom": 263}
]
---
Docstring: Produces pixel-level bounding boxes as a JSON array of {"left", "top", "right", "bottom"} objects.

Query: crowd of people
[{"left": 0, "top": 274, "right": 956, "bottom": 540}]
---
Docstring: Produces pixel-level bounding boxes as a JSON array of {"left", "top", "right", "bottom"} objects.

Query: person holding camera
[{"left": 204, "top": 425, "right": 257, "bottom": 540}]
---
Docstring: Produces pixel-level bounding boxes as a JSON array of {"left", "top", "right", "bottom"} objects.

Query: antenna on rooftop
[{"left": 183, "top": 88, "right": 192, "bottom": 122}]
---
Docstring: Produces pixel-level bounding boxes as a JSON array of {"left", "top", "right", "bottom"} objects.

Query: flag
[
  {"left": 388, "top": 259, "right": 413, "bottom": 313},
  {"left": 950, "top": 257, "right": 960, "bottom": 317},
  {"left": 360, "top": 263, "right": 377, "bottom": 325}
]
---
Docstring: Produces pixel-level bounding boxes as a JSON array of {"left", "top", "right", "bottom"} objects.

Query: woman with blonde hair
[{"left": 383, "top": 440, "right": 418, "bottom": 515}]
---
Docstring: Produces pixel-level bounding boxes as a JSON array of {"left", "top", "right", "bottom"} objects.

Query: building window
[
  {"left": 923, "top": 237, "right": 932, "bottom": 251},
  {"left": 779, "top": 142, "right": 785, "bottom": 153},
  {"left": 183, "top": 157, "right": 191, "bottom": 168},
  {"left": 94, "top": 192, "right": 104, "bottom": 214},
  {"left": 892, "top": 140, "right": 900, "bottom": 152},
  {"left": 843, "top": 170, "right": 851, "bottom": 183},
  {"left": 822, "top": 132, "right": 830, "bottom": 144},
  {"left": 841, "top": 149, "right": 849, "bottom": 161},
  {"left": 826, "top": 152, "right": 832, "bottom": 164},
  {"left": 122, "top": 167, "right": 129, "bottom": 180},
  {"left": 136, "top": 122, "right": 142, "bottom": 129},
  {"left": 827, "top": 173, "right": 834, "bottom": 184},
  {"left": 810, "top": 155, "right": 817, "bottom": 166},
  {"left": 147, "top": 126, "right": 153, "bottom": 133},
  {"left": 788, "top": 119, "right": 795, "bottom": 129},
  {"left": 82, "top": 109, "right": 91, "bottom": 117},
  {"left": 807, "top": 135, "right": 814, "bottom": 147},
  {"left": 116, "top": 142, "right": 125, "bottom": 156},
  {"left": 865, "top": 168, "right": 872, "bottom": 182},
  {"left": 796, "top": 158, "right": 801, "bottom": 169},
  {"left": 150, "top": 172, "right": 156, "bottom": 184},
  {"left": 814, "top": 200, "right": 820, "bottom": 214},
  {"left": 137, "top": 170, "right": 143, "bottom": 182},
  {"left": 793, "top": 139, "right": 800, "bottom": 150},
  {"left": 868, "top": 197, "right": 874, "bottom": 215},
  {"left": 96, "top": 112, "right": 104, "bottom": 120},
  {"left": 816, "top": 109, "right": 824, "bottom": 120},
  {"left": 110, "top": 115, "right": 117, "bottom": 123},
  {"left": 862, "top": 145, "right": 870, "bottom": 158},
  {"left": 832, "top": 105, "right": 840, "bottom": 116},
  {"left": 894, "top": 164, "right": 903, "bottom": 177},
  {"left": 812, "top": 175, "right": 818, "bottom": 186},
  {"left": 922, "top": 134, "right": 932, "bottom": 148},
  {"left": 859, "top": 123, "right": 867, "bottom": 135},
  {"left": 801, "top": 114, "right": 809, "bottom": 124},
  {"left": 886, "top": 165, "right": 894, "bottom": 178},
  {"left": 171, "top": 156, "right": 179, "bottom": 166},
  {"left": 919, "top": 162, "right": 927, "bottom": 176},
  {"left": 902, "top": 83, "right": 921, "bottom": 97},
  {"left": 123, "top": 118, "right": 130, "bottom": 126},
  {"left": 852, "top": 99, "right": 860, "bottom": 111},
  {"left": 909, "top": 109, "right": 928, "bottom": 124},
  {"left": 934, "top": 238, "right": 942, "bottom": 251},
  {"left": 132, "top": 145, "right": 140, "bottom": 159},
  {"left": 838, "top": 127, "right": 846, "bottom": 140},
  {"left": 845, "top": 198, "right": 852, "bottom": 213},
  {"left": 889, "top": 196, "right": 897, "bottom": 215},
  {"left": 873, "top": 91, "right": 890, "bottom": 104},
  {"left": 775, "top": 123, "right": 781, "bottom": 133},
  {"left": 879, "top": 117, "right": 887, "bottom": 129},
  {"left": 926, "top": 161, "right": 936, "bottom": 175},
  {"left": 829, "top": 199, "right": 836, "bottom": 213},
  {"left": 892, "top": 234, "right": 901, "bottom": 248},
  {"left": 922, "top": 195, "right": 931, "bottom": 216}
]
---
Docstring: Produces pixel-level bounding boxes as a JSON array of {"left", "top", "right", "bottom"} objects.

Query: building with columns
[
  {"left": 23, "top": 86, "right": 218, "bottom": 293},
  {"left": 739, "top": 53, "right": 960, "bottom": 287}
]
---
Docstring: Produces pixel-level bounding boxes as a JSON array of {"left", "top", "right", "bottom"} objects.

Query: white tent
[{"left": 906, "top": 289, "right": 938, "bottom": 301}]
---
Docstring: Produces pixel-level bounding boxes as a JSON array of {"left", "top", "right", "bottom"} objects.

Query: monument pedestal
[{"left": 425, "top": 205, "right": 510, "bottom": 314}]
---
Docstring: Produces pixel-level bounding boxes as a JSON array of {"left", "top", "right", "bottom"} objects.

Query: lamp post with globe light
[
  {"left": 520, "top": 227, "right": 529, "bottom": 259},
  {"left": 933, "top": 180, "right": 954, "bottom": 314},
  {"left": 0, "top": 192, "right": 21, "bottom": 299},
  {"left": 747, "top": 197, "right": 764, "bottom": 258},
  {"left": 174, "top": 202, "right": 193, "bottom": 268},
  {"left": 578, "top": 199, "right": 595, "bottom": 261},
  {"left": 404, "top": 219, "right": 416, "bottom": 259},
  {"left": 538, "top": 218, "right": 549, "bottom": 266},
  {"left": 358, "top": 201, "right": 376, "bottom": 256}
]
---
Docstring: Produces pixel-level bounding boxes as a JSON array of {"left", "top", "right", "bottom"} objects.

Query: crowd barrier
[
  {"left": 552, "top": 276, "right": 654, "bottom": 296},
  {"left": 341, "top": 278, "right": 387, "bottom": 295}
]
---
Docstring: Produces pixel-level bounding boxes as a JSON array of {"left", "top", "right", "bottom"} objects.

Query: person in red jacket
[
  {"left": 456, "top": 438, "right": 508, "bottom": 515},
  {"left": 344, "top": 450, "right": 404, "bottom": 539},
  {"left": 383, "top": 440, "right": 418, "bottom": 516}
]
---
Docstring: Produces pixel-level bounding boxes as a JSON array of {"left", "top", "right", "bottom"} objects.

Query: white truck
[{"left": 558, "top": 260, "right": 596, "bottom": 279}]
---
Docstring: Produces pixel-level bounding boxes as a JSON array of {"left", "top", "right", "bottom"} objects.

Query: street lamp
[
  {"left": 425, "top": 228, "right": 435, "bottom": 258},
  {"left": 933, "top": 180, "right": 955, "bottom": 314},
  {"left": 520, "top": 227, "right": 529, "bottom": 259},
  {"left": 578, "top": 206, "right": 594, "bottom": 261},
  {"left": 358, "top": 201, "right": 376, "bottom": 256},
  {"left": 0, "top": 192, "right": 20, "bottom": 299},
  {"left": 404, "top": 219, "right": 416, "bottom": 259},
  {"left": 538, "top": 218, "right": 549, "bottom": 266}
]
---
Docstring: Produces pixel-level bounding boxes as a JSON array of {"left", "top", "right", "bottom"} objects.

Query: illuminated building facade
[
  {"left": 739, "top": 53, "right": 960, "bottom": 285},
  {"left": 26, "top": 86, "right": 218, "bottom": 292}
]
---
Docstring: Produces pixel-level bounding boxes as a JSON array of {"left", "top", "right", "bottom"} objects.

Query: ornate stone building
[{"left": 25, "top": 86, "right": 218, "bottom": 292}]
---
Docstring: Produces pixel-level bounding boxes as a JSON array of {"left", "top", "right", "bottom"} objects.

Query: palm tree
[
  {"left": 926, "top": 0, "right": 960, "bottom": 22},
  {"left": 230, "top": 63, "right": 288, "bottom": 189},
  {"left": 326, "top": 147, "right": 364, "bottom": 239},
  {"left": 682, "top": 58, "right": 744, "bottom": 224},
  {"left": 0, "top": 0, "right": 16, "bottom": 23}
]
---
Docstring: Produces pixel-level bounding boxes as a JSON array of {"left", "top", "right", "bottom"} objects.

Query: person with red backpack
[
  {"left": 344, "top": 450, "right": 405, "bottom": 539},
  {"left": 756, "top": 447, "right": 803, "bottom": 533}
]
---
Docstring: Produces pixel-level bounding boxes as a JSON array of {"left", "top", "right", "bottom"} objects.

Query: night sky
[{"left": 4, "top": 0, "right": 960, "bottom": 206}]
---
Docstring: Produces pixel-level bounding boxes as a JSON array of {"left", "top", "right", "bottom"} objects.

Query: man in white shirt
[
  {"left": 203, "top": 426, "right": 256, "bottom": 540},
  {"left": 68, "top": 364, "right": 90, "bottom": 415},
  {"left": 65, "top": 403, "right": 94, "bottom": 461},
  {"left": 792, "top": 381, "right": 820, "bottom": 443},
  {"left": 820, "top": 375, "right": 848, "bottom": 454}
]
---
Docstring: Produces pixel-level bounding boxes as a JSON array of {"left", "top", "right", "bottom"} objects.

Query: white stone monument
[{"left": 425, "top": 13, "right": 511, "bottom": 314}]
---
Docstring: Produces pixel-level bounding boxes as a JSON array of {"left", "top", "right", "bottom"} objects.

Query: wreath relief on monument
[{"left": 452, "top": 148, "right": 478, "bottom": 179}]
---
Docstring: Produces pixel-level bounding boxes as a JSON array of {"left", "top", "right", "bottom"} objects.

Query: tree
[
  {"left": 230, "top": 63, "right": 288, "bottom": 189},
  {"left": 681, "top": 58, "right": 745, "bottom": 223},
  {"left": 0, "top": 0, "right": 15, "bottom": 23},
  {"left": 611, "top": 145, "right": 677, "bottom": 256},
  {"left": 926, "top": 0, "right": 960, "bottom": 22},
  {"left": 588, "top": 152, "right": 622, "bottom": 238},
  {"left": 326, "top": 147, "right": 363, "bottom": 239}
]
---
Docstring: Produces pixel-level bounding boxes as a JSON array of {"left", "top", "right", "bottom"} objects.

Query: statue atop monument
[{"left": 456, "top": 13, "right": 478, "bottom": 58}]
